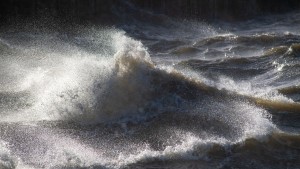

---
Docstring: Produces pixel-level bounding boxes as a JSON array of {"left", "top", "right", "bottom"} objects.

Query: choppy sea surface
[{"left": 0, "top": 9, "right": 300, "bottom": 169}]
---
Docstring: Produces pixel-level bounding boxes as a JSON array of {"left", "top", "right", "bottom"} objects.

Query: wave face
[{"left": 0, "top": 6, "right": 300, "bottom": 169}]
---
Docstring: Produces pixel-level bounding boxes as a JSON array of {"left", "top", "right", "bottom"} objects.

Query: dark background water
[{"left": 1, "top": 0, "right": 300, "bottom": 24}]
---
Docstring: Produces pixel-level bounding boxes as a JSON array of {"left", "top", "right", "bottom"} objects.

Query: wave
[
  {"left": 0, "top": 28, "right": 298, "bottom": 125},
  {"left": 171, "top": 46, "right": 200, "bottom": 56},
  {"left": 253, "top": 98, "right": 300, "bottom": 113},
  {"left": 0, "top": 29, "right": 207, "bottom": 123},
  {"left": 193, "top": 34, "right": 233, "bottom": 47},
  {"left": 279, "top": 85, "right": 300, "bottom": 95},
  {"left": 194, "top": 33, "right": 300, "bottom": 48},
  {"left": 1, "top": 115, "right": 299, "bottom": 169},
  {"left": 0, "top": 27, "right": 299, "bottom": 169},
  {"left": 124, "top": 131, "right": 300, "bottom": 169},
  {"left": 177, "top": 57, "right": 271, "bottom": 78},
  {"left": 263, "top": 46, "right": 289, "bottom": 56},
  {"left": 164, "top": 33, "right": 300, "bottom": 63},
  {"left": 263, "top": 43, "right": 300, "bottom": 57},
  {"left": 288, "top": 43, "right": 300, "bottom": 57},
  {"left": 3, "top": 121, "right": 298, "bottom": 169}
]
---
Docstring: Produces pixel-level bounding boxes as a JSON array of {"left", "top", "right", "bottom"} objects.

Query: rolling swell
[{"left": 0, "top": 27, "right": 293, "bottom": 168}]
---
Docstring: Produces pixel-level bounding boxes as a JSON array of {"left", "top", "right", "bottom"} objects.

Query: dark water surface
[{"left": 0, "top": 4, "right": 300, "bottom": 169}]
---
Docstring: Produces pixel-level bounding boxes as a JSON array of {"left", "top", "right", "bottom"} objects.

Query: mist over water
[{"left": 0, "top": 1, "right": 300, "bottom": 169}]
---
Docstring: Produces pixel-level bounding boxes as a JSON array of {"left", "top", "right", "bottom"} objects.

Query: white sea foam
[
  {"left": 0, "top": 29, "right": 180, "bottom": 124},
  {"left": 0, "top": 140, "right": 17, "bottom": 169}
]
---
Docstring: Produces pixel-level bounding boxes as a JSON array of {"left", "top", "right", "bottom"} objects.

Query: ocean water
[{"left": 0, "top": 5, "right": 300, "bottom": 169}]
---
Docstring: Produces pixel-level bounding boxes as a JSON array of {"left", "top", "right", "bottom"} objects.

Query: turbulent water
[{"left": 0, "top": 7, "right": 300, "bottom": 169}]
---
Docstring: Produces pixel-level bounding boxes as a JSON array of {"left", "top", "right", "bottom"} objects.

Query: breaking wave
[{"left": 0, "top": 24, "right": 299, "bottom": 169}]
